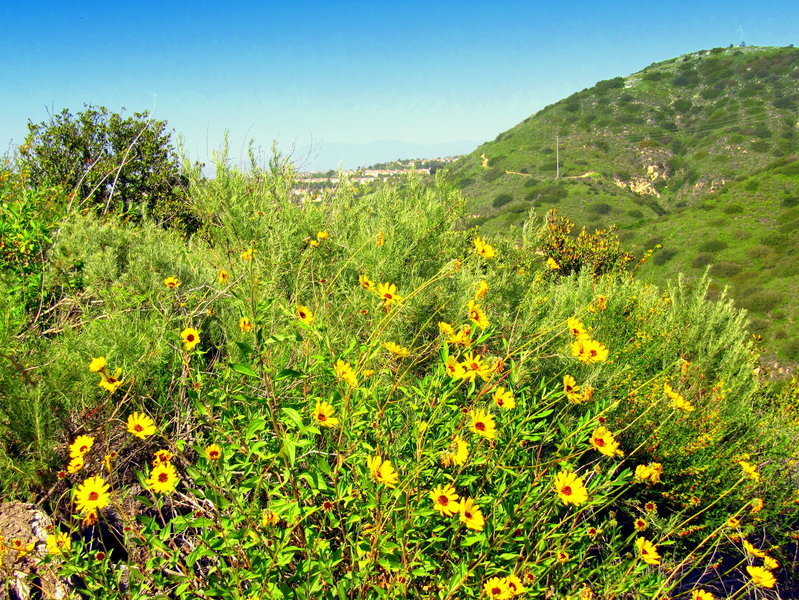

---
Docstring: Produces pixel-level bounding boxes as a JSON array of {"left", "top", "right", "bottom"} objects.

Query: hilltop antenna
[
  {"left": 556, "top": 135, "right": 560, "bottom": 179},
  {"left": 739, "top": 26, "right": 745, "bottom": 47}
]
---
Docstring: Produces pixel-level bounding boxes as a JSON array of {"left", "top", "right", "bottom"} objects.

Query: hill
[{"left": 445, "top": 45, "right": 799, "bottom": 362}]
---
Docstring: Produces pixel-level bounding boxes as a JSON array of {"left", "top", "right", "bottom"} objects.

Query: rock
[{"left": 0, "top": 501, "right": 69, "bottom": 600}]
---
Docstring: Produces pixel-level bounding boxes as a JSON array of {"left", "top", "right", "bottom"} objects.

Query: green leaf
[
  {"left": 282, "top": 435, "right": 297, "bottom": 467},
  {"left": 230, "top": 362, "right": 258, "bottom": 377},
  {"left": 281, "top": 407, "right": 304, "bottom": 430},
  {"left": 276, "top": 368, "right": 304, "bottom": 380}
]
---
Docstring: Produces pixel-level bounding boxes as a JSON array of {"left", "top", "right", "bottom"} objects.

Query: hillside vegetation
[
  {"left": 1, "top": 125, "right": 799, "bottom": 597},
  {"left": 445, "top": 45, "right": 799, "bottom": 363}
]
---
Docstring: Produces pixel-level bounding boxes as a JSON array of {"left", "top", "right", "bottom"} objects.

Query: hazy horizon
[{"left": 1, "top": 1, "right": 796, "bottom": 170}]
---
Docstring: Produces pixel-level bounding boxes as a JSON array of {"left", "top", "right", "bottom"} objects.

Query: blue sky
[{"left": 1, "top": 1, "right": 796, "bottom": 170}]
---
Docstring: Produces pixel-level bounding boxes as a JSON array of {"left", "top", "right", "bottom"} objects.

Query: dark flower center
[
  {"left": 187, "top": 334, "right": 195, "bottom": 342},
  {"left": 562, "top": 486, "right": 572, "bottom": 496},
  {"left": 88, "top": 491, "right": 99, "bottom": 501},
  {"left": 475, "top": 422, "right": 485, "bottom": 431},
  {"left": 491, "top": 588, "right": 501, "bottom": 595},
  {"left": 438, "top": 495, "right": 449, "bottom": 505},
  {"left": 134, "top": 424, "right": 143, "bottom": 432},
  {"left": 318, "top": 414, "right": 326, "bottom": 421},
  {"left": 595, "top": 438, "right": 606, "bottom": 447},
  {"left": 158, "top": 473, "right": 168, "bottom": 483}
]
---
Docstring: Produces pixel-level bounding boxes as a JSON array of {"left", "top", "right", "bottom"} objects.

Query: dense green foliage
[
  {"left": 0, "top": 141, "right": 797, "bottom": 598},
  {"left": 19, "top": 105, "right": 198, "bottom": 231}
]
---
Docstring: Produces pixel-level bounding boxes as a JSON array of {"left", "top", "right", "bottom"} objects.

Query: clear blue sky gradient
[{"left": 1, "top": 0, "right": 795, "bottom": 169}]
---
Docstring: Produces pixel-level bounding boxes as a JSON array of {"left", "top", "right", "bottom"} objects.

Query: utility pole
[{"left": 556, "top": 135, "right": 560, "bottom": 179}]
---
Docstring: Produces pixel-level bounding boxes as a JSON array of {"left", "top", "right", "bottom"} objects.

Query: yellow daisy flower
[
  {"left": 98, "top": 368, "right": 124, "bottom": 393},
  {"left": 430, "top": 484, "right": 459, "bottom": 516},
  {"left": 376, "top": 282, "right": 403, "bottom": 307},
  {"left": 241, "top": 248, "right": 256, "bottom": 261},
  {"left": 147, "top": 461, "right": 179, "bottom": 494},
  {"left": 334, "top": 359, "right": 358, "bottom": 388},
  {"left": 468, "top": 299, "right": 489, "bottom": 330},
  {"left": 554, "top": 470, "right": 588, "bottom": 505},
  {"left": 180, "top": 327, "right": 201, "bottom": 351},
  {"left": 163, "top": 276, "right": 181, "bottom": 289},
  {"left": 312, "top": 401, "right": 339, "bottom": 427},
  {"left": 589, "top": 426, "right": 622, "bottom": 457},
  {"left": 738, "top": 460, "right": 761, "bottom": 481},
  {"left": 473, "top": 236, "right": 496, "bottom": 259},
  {"left": 359, "top": 273, "right": 375, "bottom": 292},
  {"left": 366, "top": 455, "right": 398, "bottom": 488},
  {"left": 444, "top": 355, "right": 465, "bottom": 378},
  {"left": 505, "top": 574, "right": 526, "bottom": 596},
  {"left": 152, "top": 449, "right": 174, "bottom": 465},
  {"left": 563, "top": 374, "right": 584, "bottom": 403},
  {"left": 458, "top": 497, "right": 485, "bottom": 531},
  {"left": 238, "top": 317, "right": 254, "bottom": 332},
  {"left": 67, "top": 456, "right": 84, "bottom": 474},
  {"left": 571, "top": 338, "right": 609, "bottom": 364},
  {"left": 469, "top": 409, "right": 497, "bottom": 440},
  {"left": 205, "top": 444, "right": 222, "bottom": 460},
  {"left": 448, "top": 327, "right": 473, "bottom": 346},
  {"left": 74, "top": 475, "right": 111, "bottom": 514},
  {"left": 297, "top": 305, "right": 314, "bottom": 325},
  {"left": 441, "top": 436, "right": 469, "bottom": 467},
  {"left": 45, "top": 531, "right": 71, "bottom": 555},
  {"left": 746, "top": 566, "right": 776, "bottom": 588},
  {"left": 88, "top": 356, "right": 107, "bottom": 373},
  {"left": 483, "top": 577, "right": 511, "bottom": 599},
  {"left": 68, "top": 435, "right": 95, "bottom": 458},
  {"left": 461, "top": 352, "right": 492, "bottom": 382},
  {"left": 127, "top": 412, "right": 156, "bottom": 439},
  {"left": 492, "top": 386, "right": 516, "bottom": 410},
  {"left": 217, "top": 269, "right": 230, "bottom": 284},
  {"left": 438, "top": 321, "right": 455, "bottom": 336},
  {"left": 567, "top": 317, "right": 590, "bottom": 339},
  {"left": 635, "top": 536, "right": 661, "bottom": 565},
  {"left": 384, "top": 341, "right": 411, "bottom": 357}
]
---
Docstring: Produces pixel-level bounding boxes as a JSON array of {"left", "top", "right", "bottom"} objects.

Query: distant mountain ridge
[{"left": 295, "top": 139, "right": 477, "bottom": 172}]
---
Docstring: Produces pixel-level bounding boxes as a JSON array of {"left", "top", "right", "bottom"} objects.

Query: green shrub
[
  {"left": 652, "top": 248, "right": 678, "bottom": 265},
  {"left": 587, "top": 202, "right": 612, "bottom": 215},
  {"left": 698, "top": 239, "right": 728, "bottom": 252},
  {"left": 492, "top": 193, "right": 514, "bottom": 208},
  {"left": 19, "top": 105, "right": 197, "bottom": 232},
  {"left": 738, "top": 288, "right": 783, "bottom": 313},
  {"left": 692, "top": 253, "right": 713, "bottom": 268},
  {"left": 710, "top": 261, "right": 742, "bottom": 278},
  {"left": 482, "top": 168, "right": 504, "bottom": 182},
  {"left": 722, "top": 204, "right": 744, "bottom": 214},
  {"left": 747, "top": 245, "right": 778, "bottom": 261}
]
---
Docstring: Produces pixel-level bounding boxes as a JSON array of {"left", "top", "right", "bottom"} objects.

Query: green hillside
[
  {"left": 624, "top": 159, "right": 799, "bottom": 362},
  {"left": 446, "top": 45, "right": 799, "bottom": 362}
]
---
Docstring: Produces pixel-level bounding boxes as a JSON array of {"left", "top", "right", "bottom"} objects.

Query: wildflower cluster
[{"left": 89, "top": 356, "right": 124, "bottom": 393}]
